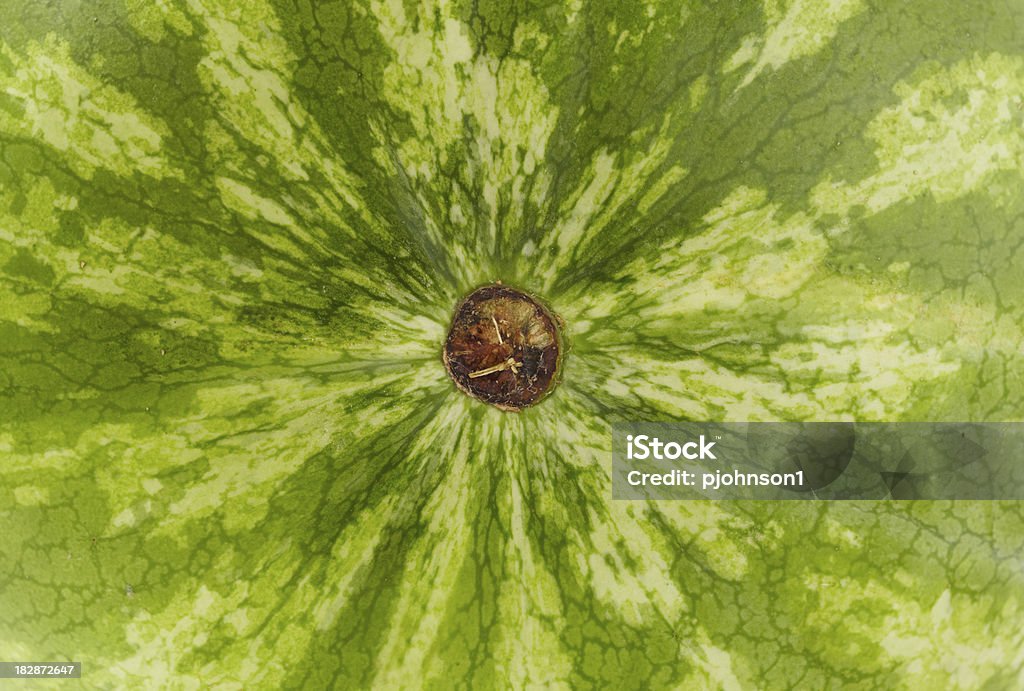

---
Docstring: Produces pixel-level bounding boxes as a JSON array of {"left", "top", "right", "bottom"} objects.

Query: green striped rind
[{"left": 1, "top": 0, "right": 1023, "bottom": 688}]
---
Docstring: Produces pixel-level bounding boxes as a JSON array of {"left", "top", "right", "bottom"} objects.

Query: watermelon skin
[{"left": 1, "top": 0, "right": 1023, "bottom": 688}]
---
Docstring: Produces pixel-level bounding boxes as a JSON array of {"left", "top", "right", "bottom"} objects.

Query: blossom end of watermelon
[{"left": 443, "top": 283, "right": 562, "bottom": 411}]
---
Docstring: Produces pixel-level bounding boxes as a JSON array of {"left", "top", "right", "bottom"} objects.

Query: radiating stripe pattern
[{"left": 1, "top": 0, "right": 1023, "bottom": 688}]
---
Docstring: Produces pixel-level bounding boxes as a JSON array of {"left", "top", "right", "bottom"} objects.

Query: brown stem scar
[{"left": 442, "top": 284, "right": 562, "bottom": 411}]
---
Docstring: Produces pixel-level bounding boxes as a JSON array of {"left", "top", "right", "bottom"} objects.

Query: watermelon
[{"left": 1, "top": 0, "right": 1023, "bottom": 688}]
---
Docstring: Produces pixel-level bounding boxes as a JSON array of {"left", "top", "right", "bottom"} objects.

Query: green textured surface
[{"left": 1, "top": 0, "right": 1023, "bottom": 688}]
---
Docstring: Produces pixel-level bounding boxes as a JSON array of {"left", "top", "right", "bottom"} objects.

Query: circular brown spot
[{"left": 443, "top": 284, "right": 561, "bottom": 411}]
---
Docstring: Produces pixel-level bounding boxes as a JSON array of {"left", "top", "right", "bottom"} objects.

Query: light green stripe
[
  {"left": 0, "top": 36, "right": 180, "bottom": 179},
  {"left": 812, "top": 52, "right": 1024, "bottom": 215},
  {"left": 727, "top": 0, "right": 866, "bottom": 88}
]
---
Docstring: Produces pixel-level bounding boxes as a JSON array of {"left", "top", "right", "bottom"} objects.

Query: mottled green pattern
[{"left": 1, "top": 0, "right": 1023, "bottom": 688}]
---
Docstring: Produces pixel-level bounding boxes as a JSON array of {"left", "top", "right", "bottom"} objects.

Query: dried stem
[{"left": 469, "top": 357, "right": 521, "bottom": 378}]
